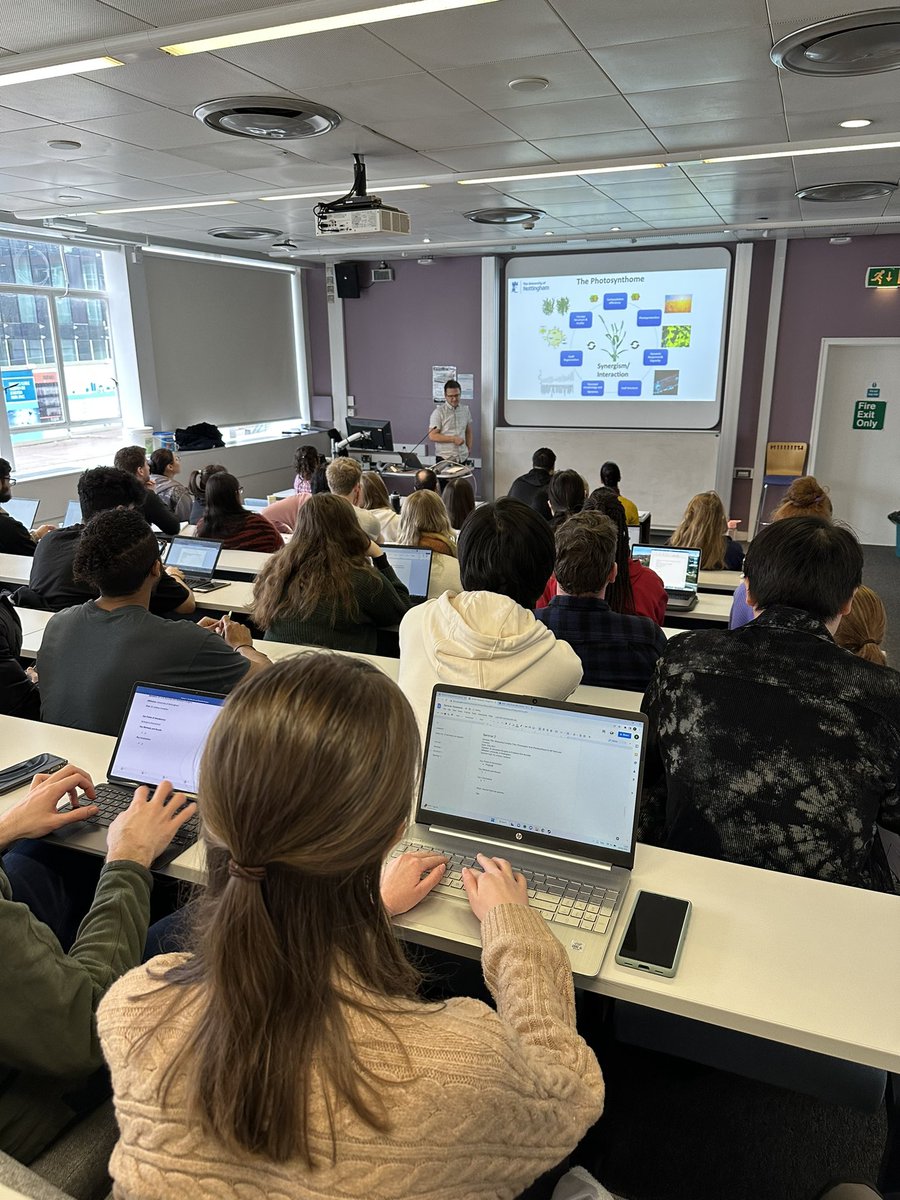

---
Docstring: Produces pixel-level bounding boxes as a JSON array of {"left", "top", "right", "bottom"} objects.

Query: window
[{"left": 0, "top": 237, "right": 123, "bottom": 475}]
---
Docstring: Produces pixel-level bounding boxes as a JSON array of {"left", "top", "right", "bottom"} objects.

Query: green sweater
[
  {"left": 0, "top": 859, "right": 152, "bottom": 1163},
  {"left": 264, "top": 558, "right": 412, "bottom": 653}
]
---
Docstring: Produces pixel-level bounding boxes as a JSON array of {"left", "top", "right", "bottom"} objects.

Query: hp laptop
[
  {"left": 62, "top": 500, "right": 82, "bottom": 528},
  {"left": 381, "top": 544, "right": 433, "bottom": 600},
  {"left": 3, "top": 497, "right": 39, "bottom": 530},
  {"left": 163, "top": 536, "right": 229, "bottom": 593},
  {"left": 395, "top": 686, "right": 647, "bottom": 977},
  {"left": 51, "top": 682, "right": 225, "bottom": 866},
  {"left": 631, "top": 544, "right": 700, "bottom": 611}
]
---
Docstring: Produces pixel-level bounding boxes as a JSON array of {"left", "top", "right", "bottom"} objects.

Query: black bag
[{"left": 175, "top": 422, "right": 225, "bottom": 451}]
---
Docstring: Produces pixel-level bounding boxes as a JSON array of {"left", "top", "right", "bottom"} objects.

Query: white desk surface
[
  {"left": 218, "top": 548, "right": 271, "bottom": 576},
  {"left": 0, "top": 552, "right": 30, "bottom": 586},
  {"left": 667, "top": 592, "right": 732, "bottom": 623},
  {"left": 697, "top": 569, "right": 742, "bottom": 594},
  {"left": 2, "top": 712, "right": 898, "bottom": 1072}
]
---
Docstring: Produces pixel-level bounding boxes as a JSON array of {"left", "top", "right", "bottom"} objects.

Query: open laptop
[
  {"left": 394, "top": 686, "right": 647, "bottom": 977},
  {"left": 62, "top": 500, "right": 82, "bottom": 528},
  {"left": 3, "top": 497, "right": 39, "bottom": 530},
  {"left": 381, "top": 544, "right": 433, "bottom": 599},
  {"left": 163, "top": 536, "right": 229, "bottom": 593},
  {"left": 631, "top": 544, "right": 700, "bottom": 611},
  {"left": 51, "top": 682, "right": 225, "bottom": 866},
  {"left": 399, "top": 451, "right": 424, "bottom": 470}
]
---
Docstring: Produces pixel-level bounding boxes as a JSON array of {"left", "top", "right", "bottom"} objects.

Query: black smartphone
[
  {"left": 615, "top": 890, "right": 692, "bottom": 977},
  {"left": 0, "top": 753, "right": 68, "bottom": 795}
]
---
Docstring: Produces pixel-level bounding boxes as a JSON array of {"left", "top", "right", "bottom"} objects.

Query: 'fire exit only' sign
[{"left": 853, "top": 400, "right": 886, "bottom": 429}]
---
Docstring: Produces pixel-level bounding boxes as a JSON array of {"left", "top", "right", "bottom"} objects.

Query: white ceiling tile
[
  {"left": 490, "top": 97, "right": 645, "bottom": 140},
  {"left": 626, "top": 80, "right": 784, "bottom": 126},
  {"left": 550, "top": 0, "right": 771, "bottom": 46},
  {"left": 100, "top": 56, "right": 275, "bottom": 109},
  {"left": 681, "top": 161, "right": 798, "bottom": 182},
  {"left": 106, "top": 0, "right": 290, "bottom": 20},
  {"left": 793, "top": 152, "right": 900, "bottom": 186},
  {"left": 0, "top": 1, "right": 150, "bottom": 51},
  {"left": 597, "top": 177, "right": 701, "bottom": 198},
  {"left": 620, "top": 193, "right": 719, "bottom": 213},
  {"left": 0, "top": 77, "right": 155, "bottom": 124},
  {"left": 373, "top": 111, "right": 520, "bottom": 150},
  {"left": 766, "top": 0, "right": 900, "bottom": 22},
  {"left": 0, "top": 160, "right": 128, "bottom": 187},
  {"left": 230, "top": 162, "right": 358, "bottom": 188},
  {"left": 0, "top": 124, "right": 113, "bottom": 159},
  {"left": 434, "top": 51, "right": 617, "bottom": 109},
  {"left": 214, "top": 28, "right": 421, "bottom": 90},
  {"left": 62, "top": 176, "right": 200, "bottom": 201},
  {"left": 162, "top": 141, "right": 290, "bottom": 172},
  {"left": 500, "top": 185, "right": 613, "bottom": 207},
  {"left": 0, "top": 107, "right": 46, "bottom": 134},
  {"left": 530, "top": 130, "right": 666, "bottom": 161},
  {"left": 779, "top": 70, "right": 900, "bottom": 117},
  {"left": 76, "top": 148, "right": 223, "bottom": 178},
  {"left": 655, "top": 116, "right": 790, "bottom": 153},
  {"left": 73, "top": 109, "right": 226, "bottom": 151},
  {"left": 590, "top": 27, "right": 778, "bottom": 93},
  {"left": 306, "top": 75, "right": 479, "bottom": 125},
  {"left": 787, "top": 104, "right": 900, "bottom": 141},
  {"left": 534, "top": 199, "right": 634, "bottom": 216},
  {"left": 570, "top": 220, "right": 651, "bottom": 231},
  {"left": 155, "top": 171, "right": 260, "bottom": 197},
  {"left": 374, "top": 0, "right": 581, "bottom": 69},
  {"left": 425, "top": 142, "right": 555, "bottom": 171}
]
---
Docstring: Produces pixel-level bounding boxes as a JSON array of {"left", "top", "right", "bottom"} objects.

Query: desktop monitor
[{"left": 345, "top": 416, "right": 394, "bottom": 453}]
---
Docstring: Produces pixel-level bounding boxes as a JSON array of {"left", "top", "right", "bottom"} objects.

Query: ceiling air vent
[
  {"left": 464, "top": 207, "right": 546, "bottom": 224},
  {"left": 207, "top": 227, "right": 284, "bottom": 240},
  {"left": 771, "top": 9, "right": 900, "bottom": 75},
  {"left": 795, "top": 181, "right": 897, "bottom": 201},
  {"left": 194, "top": 96, "right": 341, "bottom": 139}
]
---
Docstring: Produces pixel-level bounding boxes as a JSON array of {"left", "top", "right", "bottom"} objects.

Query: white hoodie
[{"left": 398, "top": 590, "right": 583, "bottom": 736}]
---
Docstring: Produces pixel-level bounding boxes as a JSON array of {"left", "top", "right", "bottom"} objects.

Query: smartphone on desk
[{"left": 615, "top": 890, "right": 692, "bottom": 978}]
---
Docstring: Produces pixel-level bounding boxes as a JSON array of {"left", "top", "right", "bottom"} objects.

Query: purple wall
[
  {"left": 770, "top": 233, "right": 900, "bottom": 442},
  {"left": 304, "top": 265, "right": 333, "bottom": 425},
  {"left": 342, "top": 256, "right": 482, "bottom": 449}
]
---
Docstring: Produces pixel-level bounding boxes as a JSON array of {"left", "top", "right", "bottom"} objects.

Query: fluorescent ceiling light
[
  {"left": 704, "top": 140, "right": 900, "bottom": 163},
  {"left": 160, "top": 0, "right": 498, "bottom": 55},
  {"left": 142, "top": 244, "right": 296, "bottom": 272},
  {"left": 260, "top": 183, "right": 430, "bottom": 201},
  {"left": 0, "top": 56, "right": 122, "bottom": 86},
  {"left": 86, "top": 200, "right": 238, "bottom": 215},
  {"left": 839, "top": 118, "right": 872, "bottom": 128},
  {"left": 458, "top": 163, "right": 664, "bottom": 184}
]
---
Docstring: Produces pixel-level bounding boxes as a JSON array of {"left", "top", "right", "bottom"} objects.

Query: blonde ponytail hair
[{"left": 834, "top": 585, "right": 887, "bottom": 666}]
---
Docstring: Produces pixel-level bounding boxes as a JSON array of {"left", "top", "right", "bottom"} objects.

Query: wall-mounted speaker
[{"left": 334, "top": 261, "right": 361, "bottom": 299}]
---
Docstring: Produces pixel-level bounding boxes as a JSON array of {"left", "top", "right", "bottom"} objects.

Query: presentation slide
[{"left": 504, "top": 248, "right": 731, "bottom": 430}]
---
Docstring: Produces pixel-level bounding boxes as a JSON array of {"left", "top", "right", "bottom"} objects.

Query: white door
[{"left": 810, "top": 338, "right": 900, "bottom": 546}]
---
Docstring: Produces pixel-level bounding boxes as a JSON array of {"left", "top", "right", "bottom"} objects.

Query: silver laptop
[
  {"left": 3, "top": 497, "right": 39, "bottom": 530},
  {"left": 631, "top": 544, "right": 700, "bottom": 611},
  {"left": 51, "top": 682, "right": 225, "bottom": 866},
  {"left": 62, "top": 499, "right": 82, "bottom": 528},
  {"left": 163, "top": 536, "right": 229, "bottom": 592},
  {"left": 381, "top": 544, "right": 433, "bottom": 599},
  {"left": 395, "top": 686, "right": 647, "bottom": 977}
]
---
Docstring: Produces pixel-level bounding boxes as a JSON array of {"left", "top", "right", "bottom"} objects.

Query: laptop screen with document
[
  {"left": 109, "top": 683, "right": 225, "bottom": 794},
  {"left": 164, "top": 537, "right": 221, "bottom": 578},
  {"left": 417, "top": 687, "right": 646, "bottom": 870},
  {"left": 382, "top": 545, "right": 432, "bottom": 598},
  {"left": 631, "top": 544, "right": 700, "bottom": 592}
]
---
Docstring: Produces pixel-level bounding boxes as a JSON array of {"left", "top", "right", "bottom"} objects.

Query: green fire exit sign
[
  {"left": 865, "top": 266, "right": 900, "bottom": 288},
  {"left": 853, "top": 400, "right": 886, "bottom": 429}
]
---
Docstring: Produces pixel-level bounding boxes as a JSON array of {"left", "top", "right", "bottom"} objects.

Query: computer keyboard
[
  {"left": 88, "top": 783, "right": 199, "bottom": 847},
  {"left": 392, "top": 840, "right": 619, "bottom": 933}
]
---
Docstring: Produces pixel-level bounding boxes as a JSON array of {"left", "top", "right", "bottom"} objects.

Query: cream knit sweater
[{"left": 98, "top": 904, "right": 604, "bottom": 1200}]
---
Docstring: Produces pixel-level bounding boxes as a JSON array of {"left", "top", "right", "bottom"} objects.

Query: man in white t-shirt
[{"left": 428, "top": 379, "right": 472, "bottom": 464}]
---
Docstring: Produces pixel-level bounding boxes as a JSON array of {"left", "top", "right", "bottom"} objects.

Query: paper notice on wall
[
  {"left": 458, "top": 373, "right": 475, "bottom": 401},
  {"left": 432, "top": 365, "right": 456, "bottom": 400},
  {"left": 880, "top": 826, "right": 900, "bottom": 887}
]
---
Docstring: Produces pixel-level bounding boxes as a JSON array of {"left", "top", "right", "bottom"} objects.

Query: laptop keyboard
[
  {"left": 87, "top": 783, "right": 199, "bottom": 846},
  {"left": 392, "top": 840, "right": 619, "bottom": 934}
]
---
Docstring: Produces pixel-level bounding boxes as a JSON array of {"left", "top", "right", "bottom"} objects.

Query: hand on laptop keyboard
[
  {"left": 461, "top": 853, "right": 528, "bottom": 922},
  {"left": 106, "top": 780, "right": 197, "bottom": 870},
  {"left": 381, "top": 849, "right": 448, "bottom": 916}
]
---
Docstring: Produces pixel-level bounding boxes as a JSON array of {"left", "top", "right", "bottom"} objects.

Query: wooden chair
[{"left": 754, "top": 441, "right": 808, "bottom": 533}]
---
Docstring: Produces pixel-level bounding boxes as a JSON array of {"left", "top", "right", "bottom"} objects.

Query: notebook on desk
[
  {"left": 381, "top": 544, "right": 432, "bottom": 599},
  {"left": 631, "top": 544, "right": 700, "bottom": 611},
  {"left": 3, "top": 497, "right": 39, "bottom": 530},
  {"left": 50, "top": 682, "right": 225, "bottom": 866},
  {"left": 394, "top": 685, "right": 647, "bottom": 977},
  {"left": 163, "top": 536, "right": 229, "bottom": 593}
]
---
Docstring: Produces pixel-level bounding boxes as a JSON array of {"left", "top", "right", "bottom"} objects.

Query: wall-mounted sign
[
  {"left": 853, "top": 400, "right": 886, "bottom": 429},
  {"left": 865, "top": 267, "right": 900, "bottom": 288}
]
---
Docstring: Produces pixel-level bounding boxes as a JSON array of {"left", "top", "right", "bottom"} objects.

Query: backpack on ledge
[{"left": 175, "top": 422, "right": 225, "bottom": 451}]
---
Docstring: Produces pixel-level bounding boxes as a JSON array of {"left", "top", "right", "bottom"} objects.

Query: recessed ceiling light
[
  {"left": 508, "top": 76, "right": 550, "bottom": 92},
  {"left": 195, "top": 97, "right": 341, "bottom": 140},
  {"left": 0, "top": 56, "right": 122, "bottom": 87},
  {"left": 840, "top": 117, "right": 873, "bottom": 127},
  {"left": 57, "top": 193, "right": 84, "bottom": 202},
  {"left": 464, "top": 207, "right": 546, "bottom": 224},
  {"left": 830, "top": 234, "right": 853, "bottom": 243},
  {"left": 423, "top": 237, "right": 431, "bottom": 243},
  {"left": 771, "top": 10, "right": 900, "bottom": 75},
  {"left": 208, "top": 227, "right": 283, "bottom": 240},
  {"left": 160, "top": 0, "right": 499, "bottom": 55},
  {"left": 795, "top": 180, "right": 897, "bottom": 201},
  {"left": 46, "top": 139, "right": 81, "bottom": 150},
  {"left": 610, "top": 226, "right": 621, "bottom": 231},
  {"left": 544, "top": 230, "right": 555, "bottom": 235}
]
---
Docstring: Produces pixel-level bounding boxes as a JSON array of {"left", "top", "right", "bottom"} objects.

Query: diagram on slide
[{"left": 507, "top": 268, "right": 728, "bottom": 402}]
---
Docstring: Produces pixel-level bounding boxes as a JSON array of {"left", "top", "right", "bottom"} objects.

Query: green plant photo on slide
[{"left": 661, "top": 324, "right": 691, "bottom": 349}]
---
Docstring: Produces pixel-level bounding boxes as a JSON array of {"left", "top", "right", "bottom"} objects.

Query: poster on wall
[
  {"left": 458, "top": 373, "right": 474, "bottom": 401},
  {"left": 432, "top": 364, "right": 456, "bottom": 401}
]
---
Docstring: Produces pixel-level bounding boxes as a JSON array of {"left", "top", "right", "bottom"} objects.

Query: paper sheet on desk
[{"left": 879, "top": 826, "right": 900, "bottom": 887}]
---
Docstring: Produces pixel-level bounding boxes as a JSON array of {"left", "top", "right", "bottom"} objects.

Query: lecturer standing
[{"left": 428, "top": 379, "right": 472, "bottom": 464}]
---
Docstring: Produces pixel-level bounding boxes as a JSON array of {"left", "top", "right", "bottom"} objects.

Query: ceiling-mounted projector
[{"left": 315, "top": 154, "right": 411, "bottom": 238}]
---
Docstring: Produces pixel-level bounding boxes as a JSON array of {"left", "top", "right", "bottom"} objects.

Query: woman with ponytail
[
  {"left": 97, "top": 655, "right": 604, "bottom": 1199},
  {"left": 835, "top": 585, "right": 888, "bottom": 665}
]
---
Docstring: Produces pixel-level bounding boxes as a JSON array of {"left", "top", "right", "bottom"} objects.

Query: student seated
[
  {"left": 148, "top": 448, "right": 192, "bottom": 523},
  {"left": 547, "top": 469, "right": 586, "bottom": 529},
  {"left": 113, "top": 445, "right": 180, "bottom": 536},
  {"left": 195, "top": 472, "right": 284, "bottom": 553},
  {"left": 0, "top": 595, "right": 39, "bottom": 719},
  {"left": 640, "top": 517, "right": 900, "bottom": 891},
  {"left": 187, "top": 463, "right": 226, "bottom": 525},
  {"left": 0, "top": 765, "right": 194, "bottom": 1162},
  {"left": 38, "top": 509, "right": 268, "bottom": 736},
  {"left": 508, "top": 446, "right": 555, "bottom": 520},
  {"left": 97, "top": 655, "right": 604, "bottom": 1198},
  {"left": 19, "top": 467, "right": 195, "bottom": 617},
  {"left": 669, "top": 490, "right": 743, "bottom": 570},
  {"left": 358, "top": 470, "right": 401, "bottom": 542},
  {"left": 293, "top": 443, "right": 320, "bottom": 496},
  {"left": 834, "top": 584, "right": 888, "bottom": 665},
  {"left": 252, "top": 493, "right": 412, "bottom": 654},
  {"left": 0, "top": 457, "right": 54, "bottom": 555},
  {"left": 260, "top": 491, "right": 305, "bottom": 535},
  {"left": 325, "top": 456, "right": 383, "bottom": 541},
  {"left": 413, "top": 467, "right": 439, "bottom": 493},
  {"left": 396, "top": 489, "right": 461, "bottom": 598},
  {"left": 399, "top": 498, "right": 582, "bottom": 734},
  {"left": 599, "top": 460, "right": 640, "bottom": 527},
  {"left": 537, "top": 511, "right": 666, "bottom": 691},
  {"left": 443, "top": 475, "right": 475, "bottom": 532}
]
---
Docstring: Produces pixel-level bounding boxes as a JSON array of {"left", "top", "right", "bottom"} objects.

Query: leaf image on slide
[
  {"left": 541, "top": 298, "right": 554, "bottom": 315},
  {"left": 555, "top": 297, "right": 570, "bottom": 315},
  {"left": 598, "top": 315, "right": 627, "bottom": 364},
  {"left": 539, "top": 325, "right": 567, "bottom": 348},
  {"left": 662, "top": 324, "right": 692, "bottom": 349}
]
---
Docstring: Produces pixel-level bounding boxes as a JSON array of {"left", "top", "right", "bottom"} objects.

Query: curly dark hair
[
  {"left": 293, "top": 444, "right": 321, "bottom": 481},
  {"left": 73, "top": 508, "right": 160, "bottom": 596},
  {"left": 77, "top": 466, "right": 145, "bottom": 523}
]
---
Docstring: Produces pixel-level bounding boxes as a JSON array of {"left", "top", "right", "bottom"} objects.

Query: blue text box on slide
[
  {"left": 618, "top": 380, "right": 642, "bottom": 396},
  {"left": 603, "top": 293, "right": 627, "bottom": 310},
  {"left": 643, "top": 348, "right": 668, "bottom": 365},
  {"left": 581, "top": 380, "right": 605, "bottom": 396},
  {"left": 560, "top": 351, "right": 583, "bottom": 366},
  {"left": 569, "top": 311, "right": 592, "bottom": 328},
  {"left": 637, "top": 309, "right": 662, "bottom": 326}
]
